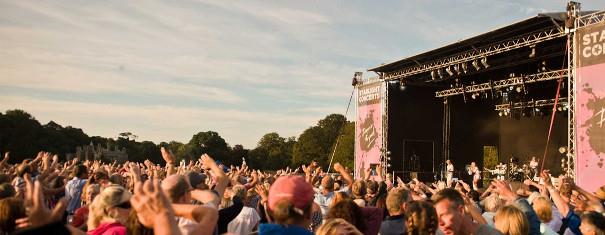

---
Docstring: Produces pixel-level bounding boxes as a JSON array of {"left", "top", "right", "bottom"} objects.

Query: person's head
[
  {"left": 351, "top": 180, "right": 367, "bottom": 199},
  {"left": 494, "top": 205, "right": 529, "bottom": 235},
  {"left": 15, "top": 162, "right": 32, "bottom": 177},
  {"left": 431, "top": 188, "right": 466, "bottom": 235},
  {"left": 109, "top": 174, "right": 124, "bottom": 186},
  {"left": 386, "top": 188, "right": 411, "bottom": 216},
  {"left": 366, "top": 180, "right": 378, "bottom": 195},
  {"left": 482, "top": 194, "right": 503, "bottom": 213},
  {"left": 321, "top": 175, "right": 335, "bottom": 192},
  {"left": 87, "top": 185, "right": 131, "bottom": 230},
  {"left": 470, "top": 162, "right": 476, "bottom": 167},
  {"left": 580, "top": 211, "right": 605, "bottom": 235},
  {"left": 406, "top": 200, "right": 438, "bottom": 235},
  {"left": 73, "top": 164, "right": 88, "bottom": 179},
  {"left": 161, "top": 174, "right": 192, "bottom": 204},
  {"left": 326, "top": 199, "right": 366, "bottom": 233},
  {"left": 531, "top": 196, "right": 553, "bottom": 223},
  {"left": 316, "top": 218, "right": 363, "bottom": 235},
  {"left": 331, "top": 191, "right": 349, "bottom": 208},
  {"left": 268, "top": 175, "right": 314, "bottom": 226},
  {"left": 446, "top": 159, "right": 451, "bottom": 164},
  {"left": 0, "top": 198, "right": 25, "bottom": 234},
  {"left": 0, "top": 183, "right": 15, "bottom": 199},
  {"left": 84, "top": 184, "right": 101, "bottom": 205},
  {"left": 185, "top": 171, "right": 207, "bottom": 190},
  {"left": 231, "top": 184, "right": 247, "bottom": 201}
]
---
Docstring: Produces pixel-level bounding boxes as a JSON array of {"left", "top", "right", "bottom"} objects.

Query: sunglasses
[{"left": 115, "top": 201, "right": 131, "bottom": 209}]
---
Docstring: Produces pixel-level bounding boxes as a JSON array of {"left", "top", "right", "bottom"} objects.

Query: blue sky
[{"left": 1, "top": 1, "right": 604, "bottom": 148}]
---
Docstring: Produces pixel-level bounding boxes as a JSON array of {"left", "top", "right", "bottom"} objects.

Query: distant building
[{"left": 73, "top": 142, "right": 128, "bottom": 163}]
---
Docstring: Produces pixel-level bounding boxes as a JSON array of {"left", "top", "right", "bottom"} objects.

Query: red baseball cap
[{"left": 268, "top": 175, "right": 314, "bottom": 213}]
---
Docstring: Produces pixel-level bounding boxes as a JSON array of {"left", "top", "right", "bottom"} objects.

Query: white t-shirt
[
  {"left": 227, "top": 206, "right": 260, "bottom": 235},
  {"left": 176, "top": 217, "right": 199, "bottom": 235}
]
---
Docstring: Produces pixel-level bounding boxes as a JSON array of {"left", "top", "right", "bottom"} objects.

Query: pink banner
[
  {"left": 575, "top": 21, "right": 605, "bottom": 192},
  {"left": 355, "top": 82, "right": 382, "bottom": 178}
]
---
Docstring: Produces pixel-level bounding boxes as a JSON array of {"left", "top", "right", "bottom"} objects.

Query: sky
[{"left": 1, "top": 1, "right": 605, "bottom": 148}]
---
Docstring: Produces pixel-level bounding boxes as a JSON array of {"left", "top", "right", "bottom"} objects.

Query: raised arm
[
  {"left": 172, "top": 204, "right": 218, "bottom": 235},
  {"left": 201, "top": 154, "right": 228, "bottom": 199},
  {"left": 541, "top": 170, "right": 570, "bottom": 217},
  {"left": 160, "top": 147, "right": 177, "bottom": 176},
  {"left": 333, "top": 163, "right": 353, "bottom": 189}
]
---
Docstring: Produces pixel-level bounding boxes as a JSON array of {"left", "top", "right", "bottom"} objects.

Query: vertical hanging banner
[
  {"left": 575, "top": 21, "right": 605, "bottom": 192},
  {"left": 355, "top": 82, "right": 383, "bottom": 178}
]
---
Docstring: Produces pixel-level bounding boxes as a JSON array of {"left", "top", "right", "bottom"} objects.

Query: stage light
[
  {"left": 461, "top": 63, "right": 468, "bottom": 73},
  {"left": 431, "top": 70, "right": 437, "bottom": 80},
  {"left": 563, "top": 105, "right": 568, "bottom": 111},
  {"left": 472, "top": 60, "right": 481, "bottom": 71},
  {"left": 541, "top": 61, "right": 547, "bottom": 72},
  {"left": 557, "top": 106, "right": 563, "bottom": 111},
  {"left": 509, "top": 86, "right": 514, "bottom": 91},
  {"left": 446, "top": 66, "right": 454, "bottom": 76},
  {"left": 498, "top": 111, "right": 503, "bottom": 117},
  {"left": 529, "top": 45, "right": 536, "bottom": 58},
  {"left": 481, "top": 57, "right": 489, "bottom": 68},
  {"left": 559, "top": 146, "right": 567, "bottom": 154},
  {"left": 453, "top": 64, "right": 461, "bottom": 74},
  {"left": 437, "top": 69, "right": 444, "bottom": 78},
  {"left": 516, "top": 86, "right": 523, "bottom": 93},
  {"left": 399, "top": 80, "right": 407, "bottom": 91},
  {"left": 471, "top": 93, "right": 477, "bottom": 99},
  {"left": 352, "top": 72, "right": 362, "bottom": 86},
  {"left": 534, "top": 107, "right": 540, "bottom": 112}
]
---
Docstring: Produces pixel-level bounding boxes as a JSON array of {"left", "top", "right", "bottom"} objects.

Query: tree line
[{"left": 0, "top": 109, "right": 354, "bottom": 170}]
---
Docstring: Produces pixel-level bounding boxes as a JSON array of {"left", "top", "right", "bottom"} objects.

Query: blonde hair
[
  {"left": 483, "top": 194, "right": 504, "bottom": 212},
  {"left": 316, "top": 218, "right": 363, "bottom": 235},
  {"left": 87, "top": 185, "right": 132, "bottom": 230},
  {"left": 494, "top": 205, "right": 529, "bottom": 235},
  {"left": 532, "top": 196, "right": 553, "bottom": 223}
]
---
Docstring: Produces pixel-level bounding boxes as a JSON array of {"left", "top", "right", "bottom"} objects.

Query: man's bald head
[{"left": 161, "top": 174, "right": 192, "bottom": 203}]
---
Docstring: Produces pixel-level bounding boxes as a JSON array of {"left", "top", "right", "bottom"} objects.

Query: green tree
[
  {"left": 292, "top": 114, "right": 351, "bottom": 170},
  {"left": 185, "top": 131, "right": 231, "bottom": 164}
]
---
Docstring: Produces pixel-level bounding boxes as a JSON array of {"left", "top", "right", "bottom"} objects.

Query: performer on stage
[
  {"left": 467, "top": 161, "right": 481, "bottom": 190},
  {"left": 529, "top": 156, "right": 539, "bottom": 180},
  {"left": 446, "top": 159, "right": 454, "bottom": 187}
]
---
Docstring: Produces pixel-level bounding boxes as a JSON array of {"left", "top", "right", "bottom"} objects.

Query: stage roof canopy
[{"left": 368, "top": 12, "right": 578, "bottom": 74}]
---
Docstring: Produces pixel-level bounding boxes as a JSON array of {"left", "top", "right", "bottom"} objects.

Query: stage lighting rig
[
  {"left": 529, "top": 45, "right": 536, "bottom": 58},
  {"left": 446, "top": 66, "right": 454, "bottom": 76},
  {"left": 472, "top": 60, "right": 481, "bottom": 71},
  {"left": 352, "top": 72, "right": 362, "bottom": 86},
  {"left": 461, "top": 63, "right": 468, "bottom": 74},
  {"left": 481, "top": 57, "right": 489, "bottom": 68},
  {"left": 431, "top": 70, "right": 437, "bottom": 80},
  {"left": 453, "top": 64, "right": 461, "bottom": 75},
  {"left": 437, "top": 69, "right": 444, "bottom": 79}
]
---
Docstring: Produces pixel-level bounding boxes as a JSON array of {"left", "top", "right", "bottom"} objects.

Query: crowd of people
[{"left": 0, "top": 149, "right": 603, "bottom": 235}]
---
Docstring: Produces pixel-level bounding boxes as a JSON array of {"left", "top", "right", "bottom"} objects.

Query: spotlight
[
  {"left": 516, "top": 86, "right": 523, "bottom": 93},
  {"left": 563, "top": 105, "right": 568, "bottom": 111},
  {"left": 481, "top": 57, "right": 489, "bottom": 68},
  {"left": 431, "top": 70, "right": 437, "bottom": 80},
  {"left": 399, "top": 80, "right": 407, "bottom": 91},
  {"left": 534, "top": 107, "right": 540, "bottom": 112},
  {"left": 437, "top": 69, "right": 444, "bottom": 78},
  {"left": 461, "top": 63, "right": 468, "bottom": 73},
  {"left": 471, "top": 93, "right": 477, "bottom": 99},
  {"left": 446, "top": 66, "right": 454, "bottom": 76},
  {"left": 352, "top": 72, "right": 362, "bottom": 86},
  {"left": 541, "top": 61, "right": 547, "bottom": 72},
  {"left": 453, "top": 64, "right": 461, "bottom": 74},
  {"left": 559, "top": 146, "right": 567, "bottom": 154},
  {"left": 509, "top": 86, "right": 514, "bottom": 91},
  {"left": 558, "top": 106, "right": 563, "bottom": 111},
  {"left": 472, "top": 60, "right": 481, "bottom": 71},
  {"left": 529, "top": 45, "right": 536, "bottom": 58},
  {"left": 498, "top": 111, "right": 504, "bottom": 117}
]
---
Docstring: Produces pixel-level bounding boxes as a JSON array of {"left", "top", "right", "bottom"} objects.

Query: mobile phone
[{"left": 370, "top": 163, "right": 378, "bottom": 176}]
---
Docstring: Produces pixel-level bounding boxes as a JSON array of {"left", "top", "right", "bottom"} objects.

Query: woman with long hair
[
  {"left": 494, "top": 205, "right": 529, "bottom": 235},
  {"left": 405, "top": 200, "right": 438, "bottom": 235},
  {"left": 87, "top": 185, "right": 132, "bottom": 235}
]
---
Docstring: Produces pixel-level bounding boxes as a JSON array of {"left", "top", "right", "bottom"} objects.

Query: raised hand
[
  {"left": 333, "top": 163, "right": 345, "bottom": 173},
  {"left": 17, "top": 174, "right": 67, "bottom": 229},
  {"left": 491, "top": 180, "right": 518, "bottom": 202},
  {"left": 130, "top": 178, "right": 180, "bottom": 235},
  {"left": 160, "top": 147, "right": 176, "bottom": 165}
]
